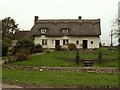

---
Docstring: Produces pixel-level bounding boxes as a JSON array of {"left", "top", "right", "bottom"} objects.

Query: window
[
  {"left": 41, "top": 28, "right": 47, "bottom": 34},
  {"left": 91, "top": 41, "right": 93, "bottom": 44},
  {"left": 62, "top": 29, "right": 69, "bottom": 34},
  {"left": 63, "top": 39, "right": 69, "bottom": 45},
  {"left": 42, "top": 39, "right": 47, "bottom": 45},
  {"left": 76, "top": 40, "right": 79, "bottom": 45}
]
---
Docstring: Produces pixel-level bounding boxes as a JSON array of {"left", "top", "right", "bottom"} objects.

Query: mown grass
[
  {"left": 2, "top": 68, "right": 118, "bottom": 88},
  {"left": 11, "top": 51, "right": 80, "bottom": 67},
  {"left": 9, "top": 47, "right": 119, "bottom": 67}
]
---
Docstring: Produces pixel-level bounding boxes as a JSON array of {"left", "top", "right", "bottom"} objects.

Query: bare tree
[{"left": 111, "top": 18, "right": 120, "bottom": 46}]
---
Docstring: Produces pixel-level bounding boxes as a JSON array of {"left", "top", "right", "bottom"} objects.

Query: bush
[
  {"left": 67, "top": 43, "right": 76, "bottom": 50},
  {"left": 8, "top": 56, "right": 15, "bottom": 63},
  {"left": 9, "top": 59, "right": 15, "bottom": 63},
  {"left": 4, "top": 60, "right": 9, "bottom": 64},
  {"left": 2, "top": 41, "right": 9, "bottom": 56},
  {"left": 15, "top": 39, "right": 35, "bottom": 53},
  {"left": 15, "top": 49, "right": 30, "bottom": 61},
  {"left": 3, "top": 38, "right": 12, "bottom": 47},
  {"left": 55, "top": 45, "right": 62, "bottom": 51},
  {"left": 99, "top": 42, "right": 102, "bottom": 47},
  {"left": 75, "top": 50, "right": 80, "bottom": 65},
  {"left": 34, "top": 44, "right": 43, "bottom": 53},
  {"left": 46, "top": 50, "right": 50, "bottom": 53},
  {"left": 8, "top": 47, "right": 15, "bottom": 56},
  {"left": 98, "top": 51, "right": 102, "bottom": 64},
  {"left": 16, "top": 39, "right": 34, "bottom": 48}
]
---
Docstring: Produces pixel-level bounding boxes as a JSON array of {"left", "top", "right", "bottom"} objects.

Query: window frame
[
  {"left": 42, "top": 39, "right": 47, "bottom": 46},
  {"left": 40, "top": 28, "right": 47, "bottom": 34},
  {"left": 62, "top": 28, "right": 69, "bottom": 34},
  {"left": 63, "top": 39, "right": 69, "bottom": 45}
]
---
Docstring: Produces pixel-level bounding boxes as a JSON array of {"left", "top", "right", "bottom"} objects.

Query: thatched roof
[
  {"left": 13, "top": 30, "right": 29, "bottom": 40},
  {"left": 28, "top": 18, "right": 101, "bottom": 37}
]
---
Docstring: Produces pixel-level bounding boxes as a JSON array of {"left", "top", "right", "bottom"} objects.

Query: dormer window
[
  {"left": 62, "top": 28, "right": 69, "bottom": 34},
  {"left": 40, "top": 28, "right": 47, "bottom": 34}
]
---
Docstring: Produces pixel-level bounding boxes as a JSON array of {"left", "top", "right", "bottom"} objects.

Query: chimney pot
[
  {"left": 78, "top": 16, "right": 82, "bottom": 19},
  {"left": 34, "top": 16, "right": 39, "bottom": 25}
]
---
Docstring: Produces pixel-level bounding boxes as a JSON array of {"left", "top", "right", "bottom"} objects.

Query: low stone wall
[{"left": 3, "top": 65, "right": 119, "bottom": 74}]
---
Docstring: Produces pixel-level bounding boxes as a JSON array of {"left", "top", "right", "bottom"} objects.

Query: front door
[
  {"left": 83, "top": 40, "right": 88, "bottom": 49},
  {"left": 55, "top": 40, "right": 60, "bottom": 47}
]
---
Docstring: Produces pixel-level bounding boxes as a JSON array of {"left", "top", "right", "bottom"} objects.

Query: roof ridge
[
  {"left": 38, "top": 19, "right": 99, "bottom": 21},
  {"left": 36, "top": 19, "right": 100, "bottom": 24}
]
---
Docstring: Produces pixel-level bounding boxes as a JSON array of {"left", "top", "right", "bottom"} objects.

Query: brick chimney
[
  {"left": 78, "top": 16, "right": 82, "bottom": 19},
  {"left": 34, "top": 16, "right": 39, "bottom": 25}
]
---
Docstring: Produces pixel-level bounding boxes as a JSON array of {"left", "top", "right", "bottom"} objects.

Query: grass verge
[{"left": 2, "top": 68, "right": 118, "bottom": 88}]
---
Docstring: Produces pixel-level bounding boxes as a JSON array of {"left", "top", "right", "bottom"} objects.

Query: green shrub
[
  {"left": 8, "top": 47, "right": 15, "bottom": 56},
  {"left": 15, "top": 39, "right": 34, "bottom": 48},
  {"left": 14, "top": 39, "right": 35, "bottom": 54},
  {"left": 15, "top": 49, "right": 30, "bottom": 61},
  {"left": 34, "top": 44, "right": 43, "bottom": 53},
  {"left": 98, "top": 51, "right": 102, "bottom": 64},
  {"left": 8, "top": 56, "right": 15, "bottom": 63},
  {"left": 67, "top": 43, "right": 76, "bottom": 50},
  {"left": 55, "top": 45, "right": 62, "bottom": 51},
  {"left": 2, "top": 41, "right": 9, "bottom": 56},
  {"left": 99, "top": 42, "right": 102, "bottom": 47},
  {"left": 3, "top": 38, "right": 12, "bottom": 47},
  {"left": 46, "top": 50, "right": 50, "bottom": 53},
  {"left": 93, "top": 48, "right": 98, "bottom": 50},
  {"left": 75, "top": 50, "right": 80, "bottom": 65},
  {"left": 9, "top": 59, "right": 15, "bottom": 63}
]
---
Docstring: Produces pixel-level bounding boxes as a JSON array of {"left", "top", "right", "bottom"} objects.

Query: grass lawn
[
  {"left": 2, "top": 47, "right": 119, "bottom": 88},
  {"left": 9, "top": 47, "right": 119, "bottom": 67},
  {"left": 11, "top": 51, "right": 80, "bottom": 67},
  {"left": 2, "top": 68, "right": 118, "bottom": 88}
]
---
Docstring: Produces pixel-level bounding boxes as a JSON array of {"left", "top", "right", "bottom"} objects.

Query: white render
[{"left": 34, "top": 35, "right": 100, "bottom": 49}]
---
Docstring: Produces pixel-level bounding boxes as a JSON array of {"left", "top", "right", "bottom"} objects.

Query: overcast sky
[{"left": 0, "top": 0, "right": 119, "bottom": 45}]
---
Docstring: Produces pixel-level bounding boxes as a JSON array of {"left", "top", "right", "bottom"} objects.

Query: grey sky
[{"left": 0, "top": 0, "right": 119, "bottom": 45}]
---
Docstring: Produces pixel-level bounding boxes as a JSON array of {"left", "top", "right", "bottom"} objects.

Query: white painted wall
[{"left": 34, "top": 35, "right": 100, "bottom": 49}]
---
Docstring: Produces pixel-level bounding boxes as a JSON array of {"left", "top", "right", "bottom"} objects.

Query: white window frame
[
  {"left": 42, "top": 39, "right": 47, "bottom": 46},
  {"left": 63, "top": 39, "right": 69, "bottom": 45},
  {"left": 41, "top": 28, "right": 47, "bottom": 34},
  {"left": 62, "top": 29, "right": 69, "bottom": 34}
]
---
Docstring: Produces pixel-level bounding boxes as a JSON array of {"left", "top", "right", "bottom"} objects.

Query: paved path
[{"left": 0, "top": 82, "right": 22, "bottom": 88}]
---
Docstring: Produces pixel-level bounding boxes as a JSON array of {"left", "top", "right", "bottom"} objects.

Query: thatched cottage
[{"left": 28, "top": 16, "right": 101, "bottom": 49}]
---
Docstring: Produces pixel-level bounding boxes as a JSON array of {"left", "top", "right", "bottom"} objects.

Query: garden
[
  {"left": 2, "top": 39, "right": 119, "bottom": 88},
  {"left": 4, "top": 47, "right": 119, "bottom": 67}
]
